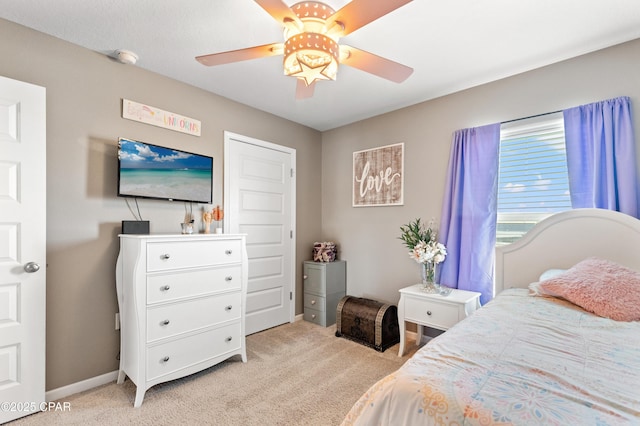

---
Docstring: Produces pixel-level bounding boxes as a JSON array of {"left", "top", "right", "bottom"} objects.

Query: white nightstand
[{"left": 397, "top": 284, "right": 481, "bottom": 356}]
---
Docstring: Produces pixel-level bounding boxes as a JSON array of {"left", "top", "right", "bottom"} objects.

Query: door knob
[{"left": 24, "top": 262, "right": 40, "bottom": 273}]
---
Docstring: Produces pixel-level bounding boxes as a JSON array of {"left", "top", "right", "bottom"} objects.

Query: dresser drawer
[
  {"left": 303, "top": 308, "right": 325, "bottom": 326},
  {"left": 147, "top": 266, "right": 241, "bottom": 304},
  {"left": 147, "top": 239, "right": 242, "bottom": 271},
  {"left": 404, "top": 296, "right": 459, "bottom": 330},
  {"left": 303, "top": 293, "right": 326, "bottom": 312},
  {"left": 146, "top": 322, "right": 241, "bottom": 381},
  {"left": 146, "top": 292, "right": 241, "bottom": 342}
]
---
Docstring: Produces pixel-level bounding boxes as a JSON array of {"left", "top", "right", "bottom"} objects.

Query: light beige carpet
[{"left": 10, "top": 320, "right": 420, "bottom": 426}]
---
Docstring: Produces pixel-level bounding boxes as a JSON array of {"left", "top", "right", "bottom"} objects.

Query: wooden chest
[{"left": 335, "top": 296, "right": 400, "bottom": 352}]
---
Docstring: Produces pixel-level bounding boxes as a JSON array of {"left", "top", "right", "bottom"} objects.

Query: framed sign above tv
[{"left": 117, "top": 137, "right": 213, "bottom": 204}]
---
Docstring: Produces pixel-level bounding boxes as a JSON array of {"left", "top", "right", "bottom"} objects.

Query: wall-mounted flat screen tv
[{"left": 117, "top": 137, "right": 213, "bottom": 204}]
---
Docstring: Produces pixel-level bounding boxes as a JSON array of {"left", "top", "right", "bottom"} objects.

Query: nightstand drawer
[
  {"left": 304, "top": 293, "right": 326, "bottom": 312},
  {"left": 404, "top": 296, "right": 459, "bottom": 329}
]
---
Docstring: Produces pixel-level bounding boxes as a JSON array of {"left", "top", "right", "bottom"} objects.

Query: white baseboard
[
  {"left": 46, "top": 370, "right": 118, "bottom": 402},
  {"left": 294, "top": 313, "right": 303, "bottom": 322}
]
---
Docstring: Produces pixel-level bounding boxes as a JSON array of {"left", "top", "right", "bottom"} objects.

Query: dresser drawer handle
[
  {"left": 225, "top": 249, "right": 233, "bottom": 255},
  {"left": 162, "top": 356, "right": 170, "bottom": 363},
  {"left": 162, "top": 285, "right": 170, "bottom": 291},
  {"left": 161, "top": 254, "right": 171, "bottom": 260},
  {"left": 225, "top": 276, "right": 233, "bottom": 281},
  {"left": 225, "top": 336, "right": 233, "bottom": 342},
  {"left": 225, "top": 305, "right": 233, "bottom": 311},
  {"left": 311, "top": 314, "right": 316, "bottom": 319},
  {"left": 303, "top": 275, "right": 308, "bottom": 280},
  {"left": 426, "top": 311, "right": 432, "bottom": 316},
  {"left": 310, "top": 299, "right": 316, "bottom": 305},
  {"left": 162, "top": 320, "right": 170, "bottom": 325}
]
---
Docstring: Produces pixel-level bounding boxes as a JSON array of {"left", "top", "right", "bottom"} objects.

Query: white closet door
[{"left": 224, "top": 132, "right": 295, "bottom": 335}]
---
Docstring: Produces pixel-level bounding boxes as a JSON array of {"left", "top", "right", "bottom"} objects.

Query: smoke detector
[{"left": 115, "top": 50, "right": 138, "bottom": 65}]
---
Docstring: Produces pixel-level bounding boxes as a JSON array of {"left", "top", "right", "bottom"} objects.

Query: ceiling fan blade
[
  {"left": 295, "top": 79, "right": 316, "bottom": 100},
  {"left": 340, "top": 45, "right": 413, "bottom": 83},
  {"left": 327, "top": 0, "right": 412, "bottom": 37},
  {"left": 254, "top": 0, "right": 302, "bottom": 27},
  {"left": 196, "top": 43, "right": 283, "bottom": 66}
]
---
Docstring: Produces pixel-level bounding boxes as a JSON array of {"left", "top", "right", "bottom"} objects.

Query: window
[{"left": 496, "top": 113, "right": 571, "bottom": 245}]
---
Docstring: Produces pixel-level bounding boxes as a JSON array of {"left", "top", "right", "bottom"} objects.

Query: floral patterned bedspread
[{"left": 342, "top": 289, "right": 640, "bottom": 426}]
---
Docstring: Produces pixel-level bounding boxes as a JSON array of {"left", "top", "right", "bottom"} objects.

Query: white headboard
[{"left": 495, "top": 208, "right": 640, "bottom": 294}]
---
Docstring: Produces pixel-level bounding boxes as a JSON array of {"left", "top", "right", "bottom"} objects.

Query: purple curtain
[
  {"left": 439, "top": 123, "right": 501, "bottom": 304},
  {"left": 563, "top": 96, "right": 639, "bottom": 218}
]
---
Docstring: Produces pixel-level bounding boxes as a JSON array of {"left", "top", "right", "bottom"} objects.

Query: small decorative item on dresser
[
  {"left": 202, "top": 208, "right": 213, "bottom": 234},
  {"left": 212, "top": 205, "right": 224, "bottom": 234},
  {"left": 313, "top": 241, "right": 337, "bottom": 262},
  {"left": 399, "top": 218, "right": 447, "bottom": 293}
]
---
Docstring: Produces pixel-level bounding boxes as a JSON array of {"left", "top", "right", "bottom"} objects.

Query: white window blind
[{"left": 496, "top": 112, "right": 571, "bottom": 245}]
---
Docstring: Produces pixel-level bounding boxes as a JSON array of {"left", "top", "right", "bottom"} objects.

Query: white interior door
[
  {"left": 0, "top": 76, "right": 46, "bottom": 423},
  {"left": 224, "top": 132, "right": 295, "bottom": 335}
]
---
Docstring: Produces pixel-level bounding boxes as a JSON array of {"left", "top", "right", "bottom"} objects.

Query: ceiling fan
[{"left": 196, "top": 0, "right": 414, "bottom": 99}]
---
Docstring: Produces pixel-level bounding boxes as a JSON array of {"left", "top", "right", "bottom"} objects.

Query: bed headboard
[{"left": 495, "top": 208, "right": 640, "bottom": 295}]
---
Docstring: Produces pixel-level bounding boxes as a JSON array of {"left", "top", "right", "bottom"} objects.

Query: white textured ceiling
[{"left": 2, "top": 0, "right": 640, "bottom": 131}]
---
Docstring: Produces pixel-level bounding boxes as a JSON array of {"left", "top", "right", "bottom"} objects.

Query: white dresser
[{"left": 115, "top": 234, "right": 248, "bottom": 407}]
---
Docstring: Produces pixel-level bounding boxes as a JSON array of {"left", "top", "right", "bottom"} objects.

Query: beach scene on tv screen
[{"left": 119, "top": 139, "right": 212, "bottom": 203}]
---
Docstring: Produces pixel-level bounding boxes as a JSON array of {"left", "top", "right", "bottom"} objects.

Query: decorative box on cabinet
[
  {"left": 115, "top": 234, "right": 248, "bottom": 407},
  {"left": 303, "top": 260, "right": 346, "bottom": 327}
]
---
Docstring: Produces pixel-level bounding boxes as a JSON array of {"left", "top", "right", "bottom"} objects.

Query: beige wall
[
  {"left": 2, "top": 16, "right": 639, "bottom": 392},
  {"left": 0, "top": 19, "right": 322, "bottom": 390},
  {"left": 321, "top": 38, "right": 640, "bottom": 305}
]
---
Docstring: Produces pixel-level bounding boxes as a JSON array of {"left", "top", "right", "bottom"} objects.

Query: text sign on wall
[
  {"left": 353, "top": 143, "right": 404, "bottom": 207},
  {"left": 122, "top": 99, "right": 201, "bottom": 136}
]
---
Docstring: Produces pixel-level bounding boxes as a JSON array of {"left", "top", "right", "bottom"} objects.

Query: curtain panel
[
  {"left": 439, "top": 124, "right": 501, "bottom": 304},
  {"left": 563, "top": 96, "right": 639, "bottom": 218}
]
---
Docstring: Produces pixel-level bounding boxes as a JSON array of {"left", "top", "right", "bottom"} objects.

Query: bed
[{"left": 342, "top": 208, "right": 640, "bottom": 425}]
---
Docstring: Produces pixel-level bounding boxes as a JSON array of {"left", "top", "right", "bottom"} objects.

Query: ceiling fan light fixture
[
  {"left": 283, "top": 2, "right": 341, "bottom": 86},
  {"left": 283, "top": 32, "right": 338, "bottom": 84}
]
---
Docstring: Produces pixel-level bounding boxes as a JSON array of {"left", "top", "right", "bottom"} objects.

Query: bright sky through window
[{"left": 496, "top": 112, "right": 571, "bottom": 244}]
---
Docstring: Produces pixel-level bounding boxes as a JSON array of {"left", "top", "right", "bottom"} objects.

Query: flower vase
[{"left": 420, "top": 262, "right": 439, "bottom": 293}]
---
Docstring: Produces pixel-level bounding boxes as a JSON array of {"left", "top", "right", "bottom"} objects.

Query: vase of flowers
[{"left": 399, "top": 218, "right": 447, "bottom": 293}]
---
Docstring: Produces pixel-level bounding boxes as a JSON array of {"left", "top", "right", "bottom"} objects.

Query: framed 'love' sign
[{"left": 352, "top": 143, "right": 404, "bottom": 207}]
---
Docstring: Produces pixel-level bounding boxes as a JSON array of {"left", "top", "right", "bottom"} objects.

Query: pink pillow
[{"left": 536, "top": 257, "right": 640, "bottom": 322}]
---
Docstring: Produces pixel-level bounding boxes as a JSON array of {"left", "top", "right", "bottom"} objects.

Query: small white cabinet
[
  {"left": 397, "top": 284, "right": 481, "bottom": 356},
  {"left": 115, "top": 234, "right": 248, "bottom": 407},
  {"left": 303, "top": 260, "right": 346, "bottom": 327}
]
